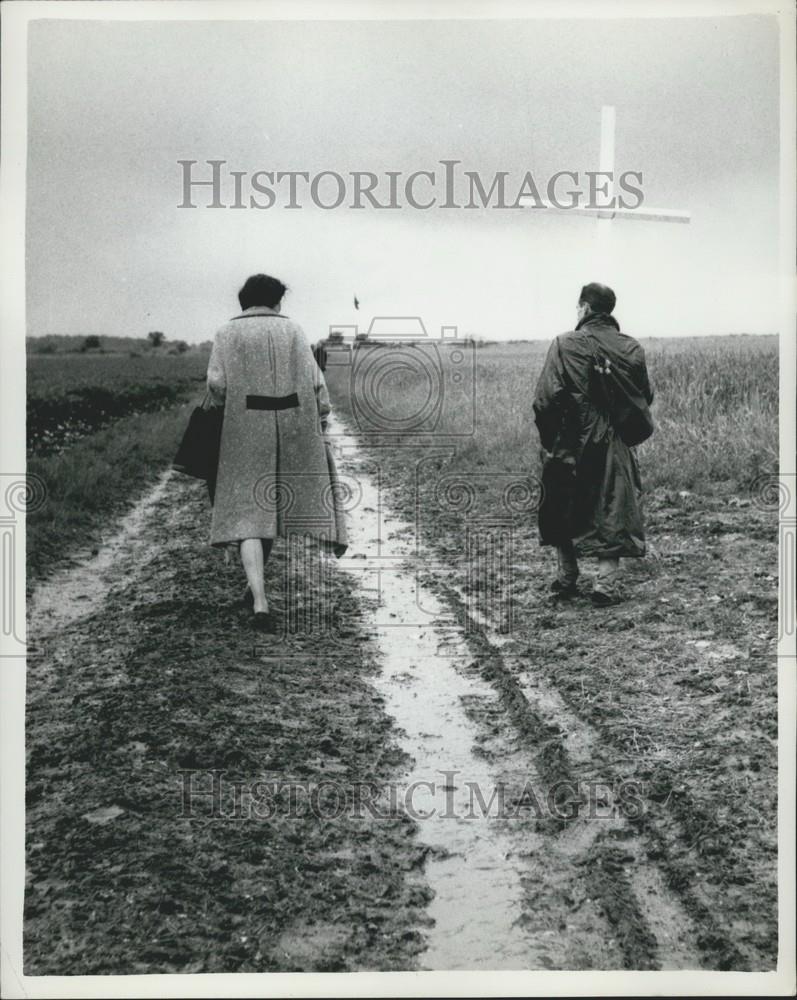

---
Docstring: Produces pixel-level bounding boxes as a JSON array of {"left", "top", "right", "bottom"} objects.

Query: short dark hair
[
  {"left": 579, "top": 282, "right": 616, "bottom": 315},
  {"left": 238, "top": 274, "right": 288, "bottom": 310}
]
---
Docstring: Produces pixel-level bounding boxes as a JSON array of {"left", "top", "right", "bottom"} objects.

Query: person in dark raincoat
[{"left": 533, "top": 283, "right": 654, "bottom": 606}]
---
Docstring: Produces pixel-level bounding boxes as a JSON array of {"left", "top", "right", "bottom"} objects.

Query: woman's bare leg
[{"left": 240, "top": 538, "right": 268, "bottom": 613}]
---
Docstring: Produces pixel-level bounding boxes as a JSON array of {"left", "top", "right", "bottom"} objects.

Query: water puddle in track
[
  {"left": 459, "top": 598, "right": 704, "bottom": 969},
  {"left": 328, "top": 418, "right": 625, "bottom": 971},
  {"left": 27, "top": 469, "right": 174, "bottom": 641}
]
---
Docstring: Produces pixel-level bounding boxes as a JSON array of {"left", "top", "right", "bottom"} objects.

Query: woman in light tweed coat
[{"left": 206, "top": 274, "right": 347, "bottom": 631}]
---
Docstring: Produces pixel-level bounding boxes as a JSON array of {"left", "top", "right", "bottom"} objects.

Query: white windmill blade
[
  {"left": 517, "top": 106, "right": 690, "bottom": 225},
  {"left": 515, "top": 197, "right": 691, "bottom": 224}
]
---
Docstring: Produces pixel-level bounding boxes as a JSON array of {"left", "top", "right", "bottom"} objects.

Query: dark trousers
[{"left": 557, "top": 541, "right": 620, "bottom": 594}]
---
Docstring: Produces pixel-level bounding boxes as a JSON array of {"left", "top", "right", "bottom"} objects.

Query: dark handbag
[{"left": 173, "top": 392, "right": 224, "bottom": 500}]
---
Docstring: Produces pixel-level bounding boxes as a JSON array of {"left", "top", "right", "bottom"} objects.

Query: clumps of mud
[
  {"left": 25, "top": 475, "right": 432, "bottom": 974},
  {"left": 343, "top": 433, "right": 778, "bottom": 971}
]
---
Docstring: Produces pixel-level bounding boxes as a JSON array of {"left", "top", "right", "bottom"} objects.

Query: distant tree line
[{"left": 27, "top": 333, "right": 199, "bottom": 356}]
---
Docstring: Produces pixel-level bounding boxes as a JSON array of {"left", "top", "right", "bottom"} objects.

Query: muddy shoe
[
  {"left": 590, "top": 589, "right": 623, "bottom": 608},
  {"left": 252, "top": 611, "right": 276, "bottom": 633},
  {"left": 549, "top": 579, "right": 579, "bottom": 599}
]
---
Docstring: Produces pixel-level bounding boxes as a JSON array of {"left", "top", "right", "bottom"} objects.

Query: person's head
[
  {"left": 577, "top": 282, "right": 616, "bottom": 323},
  {"left": 238, "top": 274, "right": 288, "bottom": 311}
]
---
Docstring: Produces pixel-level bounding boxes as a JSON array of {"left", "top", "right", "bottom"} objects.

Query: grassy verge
[{"left": 27, "top": 403, "right": 194, "bottom": 589}]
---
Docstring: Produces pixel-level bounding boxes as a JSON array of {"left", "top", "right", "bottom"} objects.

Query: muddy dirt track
[{"left": 24, "top": 420, "right": 777, "bottom": 973}]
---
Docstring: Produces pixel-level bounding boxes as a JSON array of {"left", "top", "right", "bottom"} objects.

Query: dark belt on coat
[{"left": 246, "top": 393, "right": 300, "bottom": 411}]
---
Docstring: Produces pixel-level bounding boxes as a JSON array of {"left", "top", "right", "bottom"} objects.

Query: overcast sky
[{"left": 27, "top": 13, "right": 779, "bottom": 343}]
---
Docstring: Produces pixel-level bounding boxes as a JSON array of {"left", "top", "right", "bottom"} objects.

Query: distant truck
[{"left": 326, "top": 316, "right": 466, "bottom": 348}]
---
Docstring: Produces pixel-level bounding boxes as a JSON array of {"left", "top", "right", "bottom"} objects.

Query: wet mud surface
[
  {"left": 24, "top": 420, "right": 778, "bottom": 972},
  {"left": 335, "top": 430, "right": 626, "bottom": 970},
  {"left": 25, "top": 472, "right": 431, "bottom": 974},
  {"left": 330, "top": 424, "right": 707, "bottom": 971},
  {"left": 327, "top": 418, "right": 778, "bottom": 971}
]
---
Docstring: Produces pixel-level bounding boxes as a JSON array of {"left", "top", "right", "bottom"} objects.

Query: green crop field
[
  {"left": 26, "top": 347, "right": 210, "bottom": 586},
  {"left": 326, "top": 334, "right": 778, "bottom": 493},
  {"left": 27, "top": 351, "right": 210, "bottom": 455}
]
